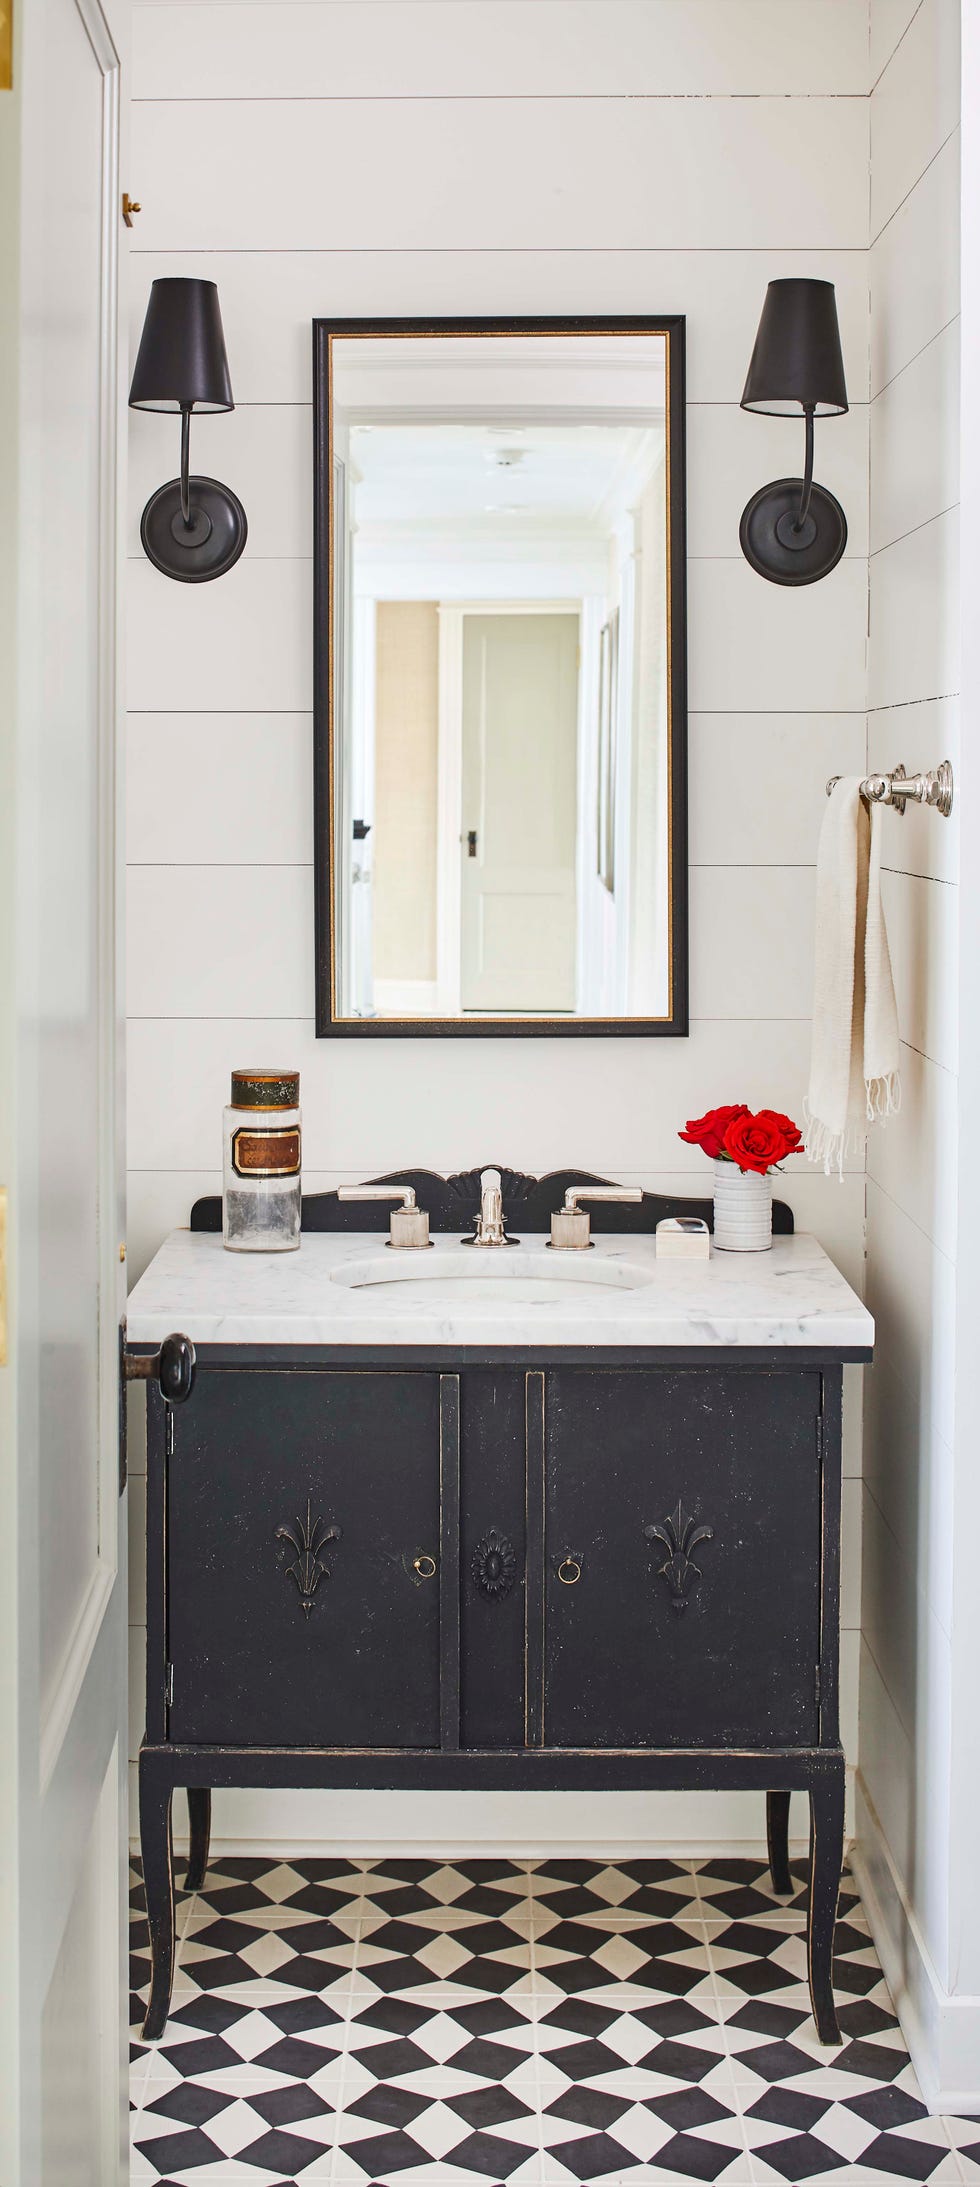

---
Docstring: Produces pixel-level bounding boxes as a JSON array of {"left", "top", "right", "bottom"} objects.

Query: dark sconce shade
[
  {"left": 129, "top": 277, "right": 246, "bottom": 581},
  {"left": 739, "top": 278, "right": 848, "bottom": 585}
]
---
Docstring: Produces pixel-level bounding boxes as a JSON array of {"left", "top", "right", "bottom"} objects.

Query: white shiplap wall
[
  {"left": 854, "top": 0, "right": 966, "bottom": 2109},
  {"left": 125, "top": 0, "right": 872, "bottom": 1852}
]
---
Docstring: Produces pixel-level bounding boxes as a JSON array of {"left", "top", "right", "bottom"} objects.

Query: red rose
[
  {"left": 722, "top": 1109, "right": 802, "bottom": 1175},
  {"left": 678, "top": 1104, "right": 749, "bottom": 1160}
]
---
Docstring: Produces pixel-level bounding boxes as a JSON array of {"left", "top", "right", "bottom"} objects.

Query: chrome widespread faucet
[{"left": 464, "top": 1167, "right": 517, "bottom": 1248}]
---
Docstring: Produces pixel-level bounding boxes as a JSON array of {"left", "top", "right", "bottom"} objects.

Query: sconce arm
[
  {"left": 795, "top": 405, "right": 815, "bottom": 531},
  {"left": 179, "top": 406, "right": 192, "bottom": 528}
]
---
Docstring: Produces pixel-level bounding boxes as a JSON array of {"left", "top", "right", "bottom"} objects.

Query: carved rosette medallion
[
  {"left": 644, "top": 1501, "right": 713, "bottom": 1612},
  {"left": 276, "top": 1498, "right": 342, "bottom": 1615},
  {"left": 471, "top": 1526, "right": 517, "bottom": 1599}
]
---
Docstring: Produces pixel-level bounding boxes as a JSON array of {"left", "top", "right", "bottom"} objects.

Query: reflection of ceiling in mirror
[{"left": 349, "top": 421, "right": 664, "bottom": 539}]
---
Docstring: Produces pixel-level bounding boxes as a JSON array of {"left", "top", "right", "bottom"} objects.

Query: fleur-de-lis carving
[
  {"left": 644, "top": 1502, "right": 713, "bottom": 1612},
  {"left": 276, "top": 1498, "right": 341, "bottom": 1615}
]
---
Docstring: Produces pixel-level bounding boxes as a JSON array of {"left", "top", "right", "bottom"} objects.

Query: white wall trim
[{"left": 853, "top": 1775, "right": 980, "bottom": 2115}]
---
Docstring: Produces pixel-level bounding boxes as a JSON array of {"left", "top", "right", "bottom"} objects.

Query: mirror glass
[{"left": 315, "top": 320, "right": 687, "bottom": 1035}]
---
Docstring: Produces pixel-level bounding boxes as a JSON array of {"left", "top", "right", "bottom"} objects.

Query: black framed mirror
[{"left": 313, "top": 316, "right": 688, "bottom": 1038}]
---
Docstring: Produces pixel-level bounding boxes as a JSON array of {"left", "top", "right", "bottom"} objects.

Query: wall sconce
[
  {"left": 739, "top": 278, "right": 848, "bottom": 586},
  {"left": 129, "top": 277, "right": 247, "bottom": 582}
]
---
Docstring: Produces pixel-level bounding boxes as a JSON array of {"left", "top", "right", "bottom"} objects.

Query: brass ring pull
[
  {"left": 413, "top": 1553, "right": 437, "bottom": 1580},
  {"left": 557, "top": 1555, "right": 582, "bottom": 1586}
]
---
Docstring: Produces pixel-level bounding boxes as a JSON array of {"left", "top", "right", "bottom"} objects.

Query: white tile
[
  {"left": 872, "top": 0, "right": 921, "bottom": 82},
  {"left": 871, "top": 0, "right": 960, "bottom": 239},
  {"left": 131, "top": 95, "right": 869, "bottom": 253},
  {"left": 865, "top": 1178, "right": 956, "bottom": 1450},
  {"left": 690, "top": 558, "right": 868, "bottom": 714},
  {"left": 841, "top": 1476, "right": 863, "bottom": 1631},
  {"left": 128, "top": 404, "right": 312, "bottom": 562},
  {"left": 879, "top": 868, "right": 958, "bottom": 1072},
  {"left": 863, "top": 1348, "right": 955, "bottom": 1624},
  {"left": 867, "top": 698, "right": 960, "bottom": 884},
  {"left": 868, "top": 506, "right": 959, "bottom": 712},
  {"left": 870, "top": 131, "right": 960, "bottom": 395},
  {"left": 127, "top": 865, "right": 313, "bottom": 1019},
  {"left": 127, "top": 713, "right": 313, "bottom": 868},
  {"left": 129, "top": 249, "right": 872, "bottom": 407},
  {"left": 690, "top": 715, "right": 867, "bottom": 868},
  {"left": 133, "top": 0, "right": 873, "bottom": 99},
  {"left": 867, "top": 1039, "right": 957, "bottom": 1257},
  {"left": 870, "top": 319, "right": 959, "bottom": 553},
  {"left": 861, "top": 1484, "right": 954, "bottom": 1756},
  {"left": 125, "top": 1014, "right": 828, "bottom": 1175},
  {"left": 690, "top": 867, "right": 814, "bottom": 1020},
  {"left": 128, "top": 558, "right": 312, "bottom": 712},
  {"left": 128, "top": 1469, "right": 147, "bottom": 1626},
  {"left": 688, "top": 403, "right": 869, "bottom": 563}
]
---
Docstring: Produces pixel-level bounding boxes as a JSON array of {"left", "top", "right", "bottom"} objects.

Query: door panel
[
  {"left": 169, "top": 1371, "right": 443, "bottom": 1746},
  {"left": 543, "top": 1370, "right": 822, "bottom": 1748},
  {"left": 461, "top": 612, "right": 579, "bottom": 1011}
]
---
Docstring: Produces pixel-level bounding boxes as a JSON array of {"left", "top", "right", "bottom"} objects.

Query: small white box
[{"left": 656, "top": 1216, "right": 711, "bottom": 1259}]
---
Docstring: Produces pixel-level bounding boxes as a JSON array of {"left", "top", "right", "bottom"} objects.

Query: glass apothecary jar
[{"left": 222, "top": 1069, "right": 301, "bottom": 1252}]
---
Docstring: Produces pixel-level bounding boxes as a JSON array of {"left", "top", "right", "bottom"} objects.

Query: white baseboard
[
  {"left": 852, "top": 1774, "right": 980, "bottom": 2114},
  {"left": 129, "top": 1772, "right": 854, "bottom": 1865}
]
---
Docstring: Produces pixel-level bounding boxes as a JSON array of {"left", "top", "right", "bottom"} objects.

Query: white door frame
[{"left": 436, "top": 599, "right": 580, "bottom": 1016}]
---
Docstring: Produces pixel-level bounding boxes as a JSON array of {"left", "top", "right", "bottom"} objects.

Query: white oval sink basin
[{"left": 330, "top": 1250, "right": 652, "bottom": 1305}]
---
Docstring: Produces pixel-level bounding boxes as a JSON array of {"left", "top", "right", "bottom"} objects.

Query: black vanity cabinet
[{"left": 135, "top": 1164, "right": 869, "bottom": 2052}]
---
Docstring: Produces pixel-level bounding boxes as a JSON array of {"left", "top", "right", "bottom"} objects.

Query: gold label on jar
[{"left": 232, "top": 1126, "right": 301, "bottom": 1179}]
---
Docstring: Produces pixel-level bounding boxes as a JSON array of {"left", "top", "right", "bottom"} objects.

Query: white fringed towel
[{"left": 804, "top": 776, "right": 901, "bottom": 1176}]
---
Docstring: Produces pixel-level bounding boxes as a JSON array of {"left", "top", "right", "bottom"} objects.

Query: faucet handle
[
  {"left": 550, "top": 1184, "right": 643, "bottom": 1251},
  {"left": 337, "top": 1183, "right": 431, "bottom": 1250}
]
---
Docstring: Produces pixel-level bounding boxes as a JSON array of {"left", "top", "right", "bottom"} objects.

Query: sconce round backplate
[
  {"left": 739, "top": 477, "right": 847, "bottom": 586},
  {"left": 140, "top": 474, "right": 247, "bottom": 583}
]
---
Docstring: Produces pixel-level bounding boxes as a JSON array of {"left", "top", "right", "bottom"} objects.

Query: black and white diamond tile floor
[{"left": 130, "top": 1856, "right": 980, "bottom": 2184}]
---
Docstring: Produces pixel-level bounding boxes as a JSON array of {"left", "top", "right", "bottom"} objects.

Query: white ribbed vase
[{"left": 712, "top": 1158, "right": 773, "bottom": 1252}]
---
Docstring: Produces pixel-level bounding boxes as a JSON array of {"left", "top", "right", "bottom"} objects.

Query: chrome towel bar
[{"left": 825, "top": 760, "right": 953, "bottom": 816}]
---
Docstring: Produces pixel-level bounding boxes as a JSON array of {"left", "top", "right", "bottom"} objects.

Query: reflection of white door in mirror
[
  {"left": 460, "top": 611, "right": 579, "bottom": 1013},
  {"left": 315, "top": 320, "right": 688, "bottom": 1035}
]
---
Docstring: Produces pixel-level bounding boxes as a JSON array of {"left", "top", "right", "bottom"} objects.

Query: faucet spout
[{"left": 464, "top": 1167, "right": 517, "bottom": 1247}]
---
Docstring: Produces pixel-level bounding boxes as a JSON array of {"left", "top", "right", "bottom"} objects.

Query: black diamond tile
[
  {"left": 333, "top": 2128, "right": 428, "bottom": 2175},
  {"left": 733, "top": 2037, "right": 816, "bottom": 2082},
  {"left": 645, "top": 2132, "right": 743, "bottom": 2181},
  {"left": 143, "top": 2083, "right": 230, "bottom": 2126},
  {"left": 541, "top": 2036, "right": 634, "bottom": 2082},
  {"left": 167, "top": 1994, "right": 253, "bottom": 2035},
  {"left": 263, "top": 1995, "right": 345, "bottom": 2036},
  {"left": 450, "top": 2034, "right": 535, "bottom": 2079},
  {"left": 727, "top": 1999, "right": 808, "bottom": 2039},
  {"left": 544, "top": 2086, "right": 632, "bottom": 2129},
  {"left": 633, "top": 1998, "right": 716, "bottom": 2037},
  {"left": 838, "top": 1998, "right": 901, "bottom": 2039},
  {"left": 254, "top": 2035, "right": 342, "bottom": 2079},
  {"left": 249, "top": 2084, "right": 334, "bottom": 2127},
  {"left": 347, "top": 2084, "right": 432, "bottom": 2128},
  {"left": 846, "top": 2085, "right": 929, "bottom": 2128},
  {"left": 539, "top": 1998, "right": 619, "bottom": 2037},
  {"left": 648, "top": 2087, "right": 733, "bottom": 2131},
  {"left": 757, "top": 2131, "right": 845, "bottom": 2179},
  {"left": 748, "top": 2086, "right": 830, "bottom": 2131},
  {"left": 154, "top": 2035, "right": 241, "bottom": 2078},
  {"left": 133, "top": 2126, "right": 224, "bottom": 2174},
  {"left": 855, "top": 2131, "right": 950, "bottom": 2179},
  {"left": 441, "top": 2129, "right": 537, "bottom": 2176},
  {"left": 838, "top": 2037, "right": 911, "bottom": 2083},
  {"left": 636, "top": 2037, "right": 724, "bottom": 2083},
  {"left": 548, "top": 2131, "right": 646, "bottom": 2180},
  {"left": 452, "top": 1996, "right": 530, "bottom": 2035},
  {"left": 345, "top": 2034, "right": 436, "bottom": 2081},
  {"left": 448, "top": 2084, "right": 536, "bottom": 2129},
  {"left": 238, "top": 2125, "right": 333, "bottom": 2174}
]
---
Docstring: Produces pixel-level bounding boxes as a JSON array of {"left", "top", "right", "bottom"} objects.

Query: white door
[
  {"left": 0, "top": 0, "right": 129, "bottom": 2179},
  {"left": 460, "top": 612, "right": 579, "bottom": 1012}
]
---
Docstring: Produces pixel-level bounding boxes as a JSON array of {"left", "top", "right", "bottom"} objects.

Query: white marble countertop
[{"left": 126, "top": 1228, "right": 874, "bottom": 1352}]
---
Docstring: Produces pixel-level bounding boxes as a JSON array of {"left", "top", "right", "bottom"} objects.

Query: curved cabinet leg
[
  {"left": 807, "top": 1768, "right": 845, "bottom": 2044},
  {"left": 185, "top": 1787, "right": 212, "bottom": 1892},
  {"left": 140, "top": 1756, "right": 175, "bottom": 2041},
  {"left": 766, "top": 1791, "right": 792, "bottom": 1895}
]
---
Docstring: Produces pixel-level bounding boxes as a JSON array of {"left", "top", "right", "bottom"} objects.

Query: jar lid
[{"left": 230, "top": 1069, "right": 300, "bottom": 1109}]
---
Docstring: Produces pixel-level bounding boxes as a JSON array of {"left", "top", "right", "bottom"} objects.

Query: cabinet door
[
  {"left": 543, "top": 1370, "right": 823, "bottom": 1748},
  {"left": 168, "top": 1370, "right": 444, "bottom": 1746}
]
